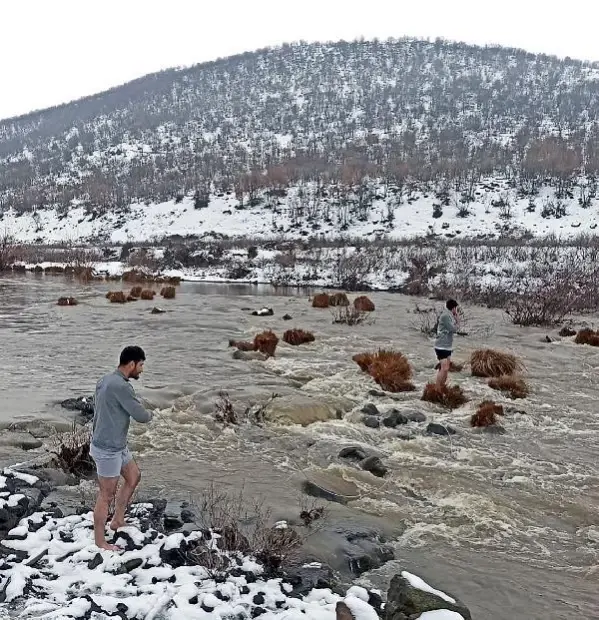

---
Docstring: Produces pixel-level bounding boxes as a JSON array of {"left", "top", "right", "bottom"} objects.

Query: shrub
[
  {"left": 140, "top": 289, "right": 156, "bottom": 300},
  {"left": 122, "top": 269, "right": 150, "bottom": 283},
  {"left": 421, "top": 383, "right": 468, "bottom": 409},
  {"left": 214, "top": 391, "right": 238, "bottom": 425},
  {"left": 228, "top": 339, "right": 255, "bottom": 351},
  {"left": 558, "top": 326, "right": 577, "bottom": 337},
  {"left": 352, "top": 352, "right": 374, "bottom": 372},
  {"left": 471, "top": 401, "right": 504, "bottom": 427},
  {"left": 160, "top": 285, "right": 176, "bottom": 299},
  {"left": 107, "top": 291, "right": 127, "bottom": 303},
  {"left": 332, "top": 306, "right": 369, "bottom": 325},
  {"left": 283, "top": 329, "right": 315, "bottom": 346},
  {"left": 312, "top": 293, "right": 330, "bottom": 308},
  {"left": 130, "top": 286, "right": 143, "bottom": 298},
  {"left": 353, "top": 295, "right": 375, "bottom": 312},
  {"left": 254, "top": 330, "right": 279, "bottom": 357},
  {"left": 49, "top": 424, "right": 94, "bottom": 477},
  {"left": 470, "top": 349, "right": 524, "bottom": 377},
  {"left": 488, "top": 376, "right": 529, "bottom": 399},
  {"left": 574, "top": 328, "right": 599, "bottom": 346},
  {"left": 57, "top": 297, "right": 78, "bottom": 306},
  {"left": 355, "top": 349, "right": 415, "bottom": 393},
  {"left": 329, "top": 292, "right": 350, "bottom": 307}
]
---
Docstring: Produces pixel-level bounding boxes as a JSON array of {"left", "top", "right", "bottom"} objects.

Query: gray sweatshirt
[
  {"left": 435, "top": 309, "right": 458, "bottom": 351},
  {"left": 92, "top": 370, "right": 152, "bottom": 452}
]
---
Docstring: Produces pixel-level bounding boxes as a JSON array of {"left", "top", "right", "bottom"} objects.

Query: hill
[{"left": 2, "top": 37, "right": 599, "bottom": 243}]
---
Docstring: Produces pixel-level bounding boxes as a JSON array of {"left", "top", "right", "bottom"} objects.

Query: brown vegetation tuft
[
  {"left": 312, "top": 293, "right": 330, "bottom": 308},
  {"left": 140, "top": 289, "right": 156, "bottom": 300},
  {"left": 352, "top": 352, "right": 374, "bottom": 372},
  {"left": 283, "top": 329, "right": 315, "bottom": 346},
  {"left": 471, "top": 401, "right": 504, "bottom": 427},
  {"left": 107, "top": 291, "right": 127, "bottom": 304},
  {"left": 329, "top": 292, "right": 350, "bottom": 307},
  {"left": 574, "top": 328, "right": 599, "bottom": 346},
  {"left": 57, "top": 296, "right": 78, "bottom": 306},
  {"left": 228, "top": 339, "right": 255, "bottom": 351},
  {"left": 253, "top": 330, "right": 279, "bottom": 357},
  {"left": 354, "top": 349, "right": 415, "bottom": 393},
  {"left": 488, "top": 375, "right": 529, "bottom": 399},
  {"left": 49, "top": 424, "right": 94, "bottom": 477},
  {"left": 421, "top": 383, "right": 468, "bottom": 409},
  {"left": 470, "top": 349, "right": 524, "bottom": 377},
  {"left": 353, "top": 295, "right": 375, "bottom": 312},
  {"left": 129, "top": 286, "right": 143, "bottom": 298},
  {"left": 160, "top": 285, "right": 176, "bottom": 299}
]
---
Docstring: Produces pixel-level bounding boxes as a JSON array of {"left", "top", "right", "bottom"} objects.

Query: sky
[{"left": 1, "top": 0, "right": 598, "bottom": 121}]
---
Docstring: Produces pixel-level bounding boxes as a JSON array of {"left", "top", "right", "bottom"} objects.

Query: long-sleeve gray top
[
  {"left": 434, "top": 309, "right": 458, "bottom": 351},
  {"left": 92, "top": 369, "right": 152, "bottom": 451}
]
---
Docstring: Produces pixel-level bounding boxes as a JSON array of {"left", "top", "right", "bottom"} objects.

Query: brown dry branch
[
  {"left": 421, "top": 383, "right": 468, "bottom": 409},
  {"left": 488, "top": 376, "right": 529, "bottom": 399},
  {"left": 353, "top": 295, "right": 375, "bottom": 312},
  {"left": 470, "top": 349, "right": 524, "bottom": 377},
  {"left": 312, "top": 293, "right": 330, "bottom": 308},
  {"left": 107, "top": 291, "right": 128, "bottom": 304},
  {"left": 283, "top": 329, "right": 315, "bottom": 346},
  {"left": 140, "top": 289, "right": 156, "bottom": 300},
  {"left": 254, "top": 330, "right": 279, "bottom": 357},
  {"left": 470, "top": 401, "right": 504, "bottom": 427},
  {"left": 329, "top": 292, "right": 350, "bottom": 307},
  {"left": 161, "top": 285, "right": 176, "bottom": 299},
  {"left": 57, "top": 297, "right": 78, "bottom": 306}
]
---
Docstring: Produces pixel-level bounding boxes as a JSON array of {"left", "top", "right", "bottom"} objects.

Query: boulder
[
  {"left": 262, "top": 393, "right": 353, "bottom": 426},
  {"left": 338, "top": 446, "right": 368, "bottom": 462},
  {"left": 0, "top": 432, "right": 43, "bottom": 451},
  {"left": 301, "top": 468, "right": 360, "bottom": 504},
  {"left": 382, "top": 410, "right": 409, "bottom": 428},
  {"left": 384, "top": 572, "right": 472, "bottom": 619},
  {"left": 359, "top": 456, "right": 388, "bottom": 478},
  {"left": 426, "top": 422, "right": 456, "bottom": 436},
  {"left": 341, "top": 529, "right": 395, "bottom": 575},
  {"left": 360, "top": 404, "right": 380, "bottom": 416},
  {"left": 404, "top": 411, "right": 427, "bottom": 423},
  {"left": 362, "top": 416, "right": 380, "bottom": 429},
  {"left": 60, "top": 396, "right": 94, "bottom": 417},
  {"left": 282, "top": 314, "right": 293, "bottom": 321}
]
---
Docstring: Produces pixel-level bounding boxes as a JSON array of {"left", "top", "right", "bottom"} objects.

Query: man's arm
[{"left": 115, "top": 381, "right": 153, "bottom": 423}]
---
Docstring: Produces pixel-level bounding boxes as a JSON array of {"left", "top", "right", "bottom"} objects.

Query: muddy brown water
[{"left": 0, "top": 274, "right": 598, "bottom": 619}]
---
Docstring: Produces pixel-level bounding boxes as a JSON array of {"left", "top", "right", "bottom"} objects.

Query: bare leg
[
  {"left": 110, "top": 460, "right": 141, "bottom": 530},
  {"left": 94, "top": 476, "right": 119, "bottom": 550},
  {"left": 436, "top": 358, "right": 451, "bottom": 389}
]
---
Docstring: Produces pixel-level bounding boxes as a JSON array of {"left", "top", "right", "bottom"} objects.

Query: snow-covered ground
[
  {"left": 2, "top": 179, "right": 597, "bottom": 245},
  {"left": 0, "top": 468, "right": 466, "bottom": 619}
]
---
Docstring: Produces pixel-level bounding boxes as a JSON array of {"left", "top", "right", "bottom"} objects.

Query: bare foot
[
  {"left": 96, "top": 541, "right": 119, "bottom": 552},
  {"left": 109, "top": 519, "right": 126, "bottom": 531}
]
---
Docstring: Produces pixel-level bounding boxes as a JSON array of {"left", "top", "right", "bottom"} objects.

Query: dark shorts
[{"left": 434, "top": 348, "right": 452, "bottom": 361}]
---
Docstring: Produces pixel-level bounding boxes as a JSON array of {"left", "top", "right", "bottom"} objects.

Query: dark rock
[
  {"left": 426, "top": 422, "right": 456, "bottom": 436},
  {"left": 151, "top": 307, "right": 166, "bottom": 314},
  {"left": 201, "top": 603, "right": 215, "bottom": 613},
  {"left": 338, "top": 446, "right": 368, "bottom": 461},
  {"left": 362, "top": 416, "right": 380, "bottom": 429},
  {"left": 164, "top": 500, "right": 185, "bottom": 531},
  {"left": 361, "top": 403, "right": 380, "bottom": 416},
  {"left": 252, "top": 608, "right": 266, "bottom": 618},
  {"left": 282, "top": 314, "right": 293, "bottom": 321},
  {"left": 60, "top": 396, "right": 94, "bottom": 417},
  {"left": 404, "top": 411, "right": 427, "bottom": 423},
  {"left": 88, "top": 553, "right": 103, "bottom": 570},
  {"left": 189, "top": 595, "right": 199, "bottom": 604},
  {"left": 281, "top": 559, "right": 334, "bottom": 598},
  {"left": 253, "top": 593, "right": 266, "bottom": 605},
  {"left": 123, "top": 558, "right": 144, "bottom": 572},
  {"left": 384, "top": 572, "right": 472, "bottom": 619},
  {"left": 368, "top": 389, "right": 388, "bottom": 398},
  {"left": 116, "top": 603, "right": 129, "bottom": 614},
  {"left": 341, "top": 529, "right": 395, "bottom": 576},
  {"left": 359, "top": 456, "right": 388, "bottom": 478},
  {"left": 383, "top": 411, "right": 409, "bottom": 428},
  {"left": 368, "top": 590, "right": 384, "bottom": 611}
]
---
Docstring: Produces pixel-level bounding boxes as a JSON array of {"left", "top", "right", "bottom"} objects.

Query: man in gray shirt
[
  {"left": 434, "top": 299, "right": 460, "bottom": 389},
  {"left": 91, "top": 345, "right": 152, "bottom": 550}
]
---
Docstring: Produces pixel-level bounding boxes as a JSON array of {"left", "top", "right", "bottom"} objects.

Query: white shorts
[{"left": 90, "top": 443, "right": 133, "bottom": 478}]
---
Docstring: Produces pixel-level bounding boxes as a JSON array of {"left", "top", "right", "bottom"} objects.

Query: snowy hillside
[{"left": 1, "top": 37, "right": 599, "bottom": 241}]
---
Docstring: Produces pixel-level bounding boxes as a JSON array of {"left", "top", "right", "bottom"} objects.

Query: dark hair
[
  {"left": 119, "top": 346, "right": 146, "bottom": 366},
  {"left": 446, "top": 299, "right": 459, "bottom": 311}
]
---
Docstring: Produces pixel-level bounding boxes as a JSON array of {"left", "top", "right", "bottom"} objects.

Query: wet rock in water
[
  {"left": 362, "top": 416, "right": 380, "bottom": 429},
  {"left": 263, "top": 393, "right": 354, "bottom": 426},
  {"left": 382, "top": 410, "right": 408, "bottom": 428},
  {"left": 0, "top": 432, "right": 43, "bottom": 451},
  {"left": 282, "top": 314, "right": 293, "bottom": 321},
  {"left": 60, "top": 395, "right": 94, "bottom": 417},
  {"left": 338, "top": 446, "right": 368, "bottom": 462},
  {"left": 302, "top": 468, "right": 360, "bottom": 504},
  {"left": 426, "top": 422, "right": 456, "bottom": 436},
  {"left": 252, "top": 307, "right": 274, "bottom": 316},
  {"left": 282, "top": 559, "right": 335, "bottom": 597},
  {"left": 480, "top": 425, "right": 507, "bottom": 435},
  {"left": 360, "top": 403, "right": 380, "bottom": 416},
  {"left": 384, "top": 571, "right": 472, "bottom": 619},
  {"left": 396, "top": 431, "right": 415, "bottom": 441},
  {"left": 232, "top": 349, "right": 269, "bottom": 361},
  {"left": 404, "top": 411, "right": 427, "bottom": 423},
  {"left": 359, "top": 456, "right": 388, "bottom": 478},
  {"left": 341, "top": 529, "right": 395, "bottom": 576},
  {"left": 367, "top": 389, "right": 387, "bottom": 398},
  {"left": 543, "top": 334, "right": 561, "bottom": 343},
  {"left": 151, "top": 306, "right": 166, "bottom": 314}
]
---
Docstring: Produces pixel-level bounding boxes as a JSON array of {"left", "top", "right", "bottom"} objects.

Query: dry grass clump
[
  {"left": 353, "top": 295, "right": 375, "bottom": 312},
  {"left": 228, "top": 339, "right": 255, "bottom": 351},
  {"left": 253, "top": 330, "right": 279, "bottom": 357},
  {"left": 57, "top": 296, "right": 78, "bottom": 306},
  {"left": 312, "top": 293, "right": 330, "bottom": 308},
  {"left": 329, "top": 292, "right": 350, "bottom": 307},
  {"left": 574, "top": 328, "right": 599, "bottom": 346},
  {"left": 470, "top": 349, "right": 524, "bottom": 378},
  {"left": 283, "top": 329, "right": 315, "bottom": 346},
  {"left": 332, "top": 306, "right": 369, "bottom": 325},
  {"left": 49, "top": 424, "right": 94, "bottom": 478},
  {"left": 471, "top": 401, "right": 504, "bottom": 427},
  {"left": 421, "top": 383, "right": 468, "bottom": 409},
  {"left": 129, "top": 286, "right": 143, "bottom": 298},
  {"left": 107, "top": 291, "right": 127, "bottom": 304},
  {"left": 354, "top": 349, "right": 415, "bottom": 393},
  {"left": 160, "top": 285, "right": 176, "bottom": 299},
  {"left": 140, "top": 289, "right": 156, "bottom": 300},
  {"left": 558, "top": 326, "right": 577, "bottom": 337},
  {"left": 488, "top": 376, "right": 529, "bottom": 399}
]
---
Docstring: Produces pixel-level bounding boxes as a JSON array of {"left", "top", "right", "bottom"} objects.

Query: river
[{"left": 0, "top": 273, "right": 597, "bottom": 619}]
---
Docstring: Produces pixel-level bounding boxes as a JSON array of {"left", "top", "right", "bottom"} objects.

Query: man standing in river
[
  {"left": 91, "top": 345, "right": 152, "bottom": 551},
  {"left": 434, "top": 299, "right": 460, "bottom": 389}
]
